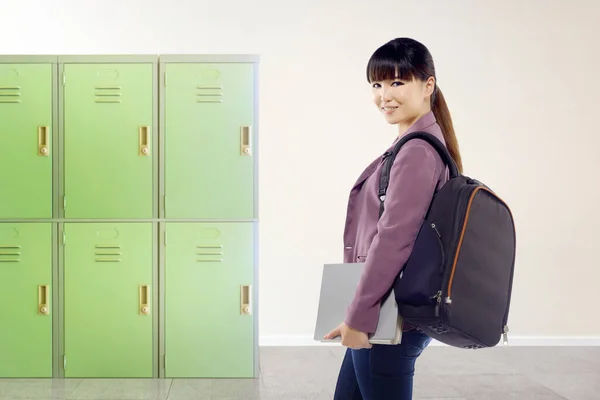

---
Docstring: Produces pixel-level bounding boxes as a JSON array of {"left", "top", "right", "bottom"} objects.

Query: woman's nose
[{"left": 381, "top": 89, "right": 392, "bottom": 102}]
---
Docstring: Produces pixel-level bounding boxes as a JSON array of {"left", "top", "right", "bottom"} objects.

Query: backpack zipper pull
[{"left": 433, "top": 291, "right": 442, "bottom": 317}]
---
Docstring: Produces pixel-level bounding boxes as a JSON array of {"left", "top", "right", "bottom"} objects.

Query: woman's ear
[{"left": 424, "top": 76, "right": 436, "bottom": 97}]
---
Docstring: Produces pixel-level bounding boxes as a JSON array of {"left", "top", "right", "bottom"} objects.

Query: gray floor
[{"left": 1, "top": 346, "right": 599, "bottom": 399}]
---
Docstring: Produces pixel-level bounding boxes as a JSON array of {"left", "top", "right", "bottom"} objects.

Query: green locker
[
  {"left": 0, "top": 223, "right": 53, "bottom": 378},
  {"left": 0, "top": 54, "right": 259, "bottom": 380},
  {"left": 63, "top": 63, "right": 154, "bottom": 219},
  {"left": 164, "top": 222, "right": 255, "bottom": 378},
  {"left": 63, "top": 222, "right": 153, "bottom": 378},
  {"left": 163, "top": 62, "right": 255, "bottom": 219},
  {"left": 0, "top": 63, "right": 53, "bottom": 219}
]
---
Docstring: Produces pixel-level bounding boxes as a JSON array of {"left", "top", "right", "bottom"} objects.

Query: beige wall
[{"left": 4, "top": 0, "right": 599, "bottom": 344}]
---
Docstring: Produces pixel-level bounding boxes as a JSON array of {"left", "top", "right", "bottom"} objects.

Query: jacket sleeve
[{"left": 344, "top": 140, "right": 443, "bottom": 333}]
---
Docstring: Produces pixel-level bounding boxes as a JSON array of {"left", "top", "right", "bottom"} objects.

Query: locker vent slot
[
  {"left": 0, "top": 86, "right": 21, "bottom": 103},
  {"left": 196, "top": 85, "right": 223, "bottom": 103},
  {"left": 0, "top": 245, "right": 21, "bottom": 262},
  {"left": 94, "top": 244, "right": 122, "bottom": 262},
  {"left": 95, "top": 86, "right": 122, "bottom": 103},
  {"left": 196, "top": 244, "right": 224, "bottom": 262}
]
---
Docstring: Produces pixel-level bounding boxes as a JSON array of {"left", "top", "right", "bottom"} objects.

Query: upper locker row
[{"left": 0, "top": 58, "right": 257, "bottom": 220}]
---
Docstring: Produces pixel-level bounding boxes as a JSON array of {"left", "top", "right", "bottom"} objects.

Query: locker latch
[
  {"left": 241, "top": 285, "right": 252, "bottom": 315},
  {"left": 139, "top": 285, "right": 150, "bottom": 315},
  {"left": 240, "top": 126, "right": 252, "bottom": 156},
  {"left": 139, "top": 126, "right": 150, "bottom": 156},
  {"left": 38, "top": 285, "right": 50, "bottom": 316},
  {"left": 38, "top": 126, "right": 49, "bottom": 156}
]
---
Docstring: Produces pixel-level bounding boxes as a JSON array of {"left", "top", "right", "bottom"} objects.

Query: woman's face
[{"left": 371, "top": 75, "right": 435, "bottom": 129}]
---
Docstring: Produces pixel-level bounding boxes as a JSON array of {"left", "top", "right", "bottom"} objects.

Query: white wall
[{"left": 4, "top": 0, "right": 599, "bottom": 343}]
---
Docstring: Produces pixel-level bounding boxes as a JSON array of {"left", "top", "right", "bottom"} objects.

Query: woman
[{"left": 324, "top": 37, "right": 463, "bottom": 399}]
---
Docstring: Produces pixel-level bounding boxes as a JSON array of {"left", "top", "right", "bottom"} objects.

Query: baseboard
[{"left": 259, "top": 335, "right": 600, "bottom": 347}]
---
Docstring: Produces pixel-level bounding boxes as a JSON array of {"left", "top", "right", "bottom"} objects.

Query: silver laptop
[{"left": 314, "top": 262, "right": 402, "bottom": 345}]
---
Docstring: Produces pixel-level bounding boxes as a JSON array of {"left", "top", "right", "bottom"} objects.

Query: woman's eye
[
  {"left": 372, "top": 83, "right": 381, "bottom": 88},
  {"left": 392, "top": 81, "right": 403, "bottom": 87}
]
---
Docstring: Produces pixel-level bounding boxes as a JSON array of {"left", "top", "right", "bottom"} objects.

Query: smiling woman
[
  {"left": 366, "top": 37, "right": 462, "bottom": 173},
  {"left": 328, "top": 37, "right": 464, "bottom": 400}
]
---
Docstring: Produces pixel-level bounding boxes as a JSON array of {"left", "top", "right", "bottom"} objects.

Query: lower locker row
[{"left": 0, "top": 222, "right": 256, "bottom": 379}]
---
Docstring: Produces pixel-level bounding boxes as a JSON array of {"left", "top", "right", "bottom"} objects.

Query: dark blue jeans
[{"left": 333, "top": 330, "right": 432, "bottom": 400}]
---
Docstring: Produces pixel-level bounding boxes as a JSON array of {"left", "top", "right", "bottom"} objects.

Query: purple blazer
[{"left": 343, "top": 111, "right": 449, "bottom": 334}]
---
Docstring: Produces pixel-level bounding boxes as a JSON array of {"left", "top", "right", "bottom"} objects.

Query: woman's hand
[{"left": 324, "top": 322, "right": 372, "bottom": 350}]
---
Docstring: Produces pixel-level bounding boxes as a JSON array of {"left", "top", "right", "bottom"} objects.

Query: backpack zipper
[
  {"left": 446, "top": 185, "right": 514, "bottom": 300},
  {"left": 444, "top": 185, "right": 515, "bottom": 344},
  {"left": 445, "top": 185, "right": 480, "bottom": 302}
]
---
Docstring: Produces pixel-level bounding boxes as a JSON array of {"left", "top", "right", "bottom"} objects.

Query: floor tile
[
  {"left": 168, "top": 379, "right": 262, "bottom": 400},
  {"left": 417, "top": 347, "right": 519, "bottom": 375},
  {"left": 438, "top": 374, "right": 568, "bottom": 399},
  {"left": 413, "top": 398, "right": 467, "bottom": 400},
  {"left": 412, "top": 374, "right": 463, "bottom": 398},
  {"left": 66, "top": 379, "right": 172, "bottom": 400},
  {"left": 481, "top": 346, "right": 600, "bottom": 374},
  {"left": 0, "top": 378, "right": 82, "bottom": 399},
  {"left": 529, "top": 372, "right": 600, "bottom": 400}
]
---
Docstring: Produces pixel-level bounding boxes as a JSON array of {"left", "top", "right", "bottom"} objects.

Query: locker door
[
  {"left": 164, "top": 63, "right": 255, "bottom": 219},
  {"left": 0, "top": 223, "right": 53, "bottom": 378},
  {"left": 165, "top": 222, "right": 255, "bottom": 378},
  {"left": 63, "top": 64, "right": 154, "bottom": 219},
  {"left": 0, "top": 64, "right": 53, "bottom": 219},
  {"left": 64, "top": 222, "right": 153, "bottom": 378}
]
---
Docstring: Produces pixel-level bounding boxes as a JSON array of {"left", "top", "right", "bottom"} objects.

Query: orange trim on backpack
[{"left": 446, "top": 187, "right": 513, "bottom": 299}]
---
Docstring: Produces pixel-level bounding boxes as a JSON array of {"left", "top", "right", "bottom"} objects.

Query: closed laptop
[{"left": 313, "top": 262, "right": 402, "bottom": 345}]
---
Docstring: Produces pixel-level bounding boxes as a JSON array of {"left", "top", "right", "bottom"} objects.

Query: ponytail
[{"left": 432, "top": 87, "right": 463, "bottom": 173}]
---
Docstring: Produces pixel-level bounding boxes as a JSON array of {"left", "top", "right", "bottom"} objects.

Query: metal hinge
[
  {"left": 63, "top": 355, "right": 67, "bottom": 370},
  {"left": 63, "top": 196, "right": 66, "bottom": 212},
  {"left": 164, "top": 72, "right": 167, "bottom": 86},
  {"left": 164, "top": 230, "right": 167, "bottom": 246},
  {"left": 62, "top": 73, "right": 66, "bottom": 86},
  {"left": 163, "top": 195, "right": 166, "bottom": 216},
  {"left": 61, "top": 230, "right": 66, "bottom": 246}
]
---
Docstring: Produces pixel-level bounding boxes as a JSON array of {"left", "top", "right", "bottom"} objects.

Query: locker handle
[
  {"left": 38, "top": 285, "right": 49, "bottom": 316},
  {"left": 240, "top": 126, "right": 252, "bottom": 156},
  {"left": 240, "top": 284, "right": 252, "bottom": 315},
  {"left": 139, "top": 126, "right": 150, "bottom": 156},
  {"left": 38, "top": 126, "right": 49, "bottom": 156},
  {"left": 139, "top": 285, "right": 150, "bottom": 315}
]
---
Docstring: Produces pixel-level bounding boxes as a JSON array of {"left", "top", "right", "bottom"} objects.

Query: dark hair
[{"left": 366, "top": 37, "right": 463, "bottom": 173}]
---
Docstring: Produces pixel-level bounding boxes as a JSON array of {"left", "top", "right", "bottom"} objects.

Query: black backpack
[{"left": 379, "top": 131, "right": 517, "bottom": 349}]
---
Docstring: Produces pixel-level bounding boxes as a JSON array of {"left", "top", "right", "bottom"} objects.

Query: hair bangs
[{"left": 366, "top": 50, "right": 415, "bottom": 83}]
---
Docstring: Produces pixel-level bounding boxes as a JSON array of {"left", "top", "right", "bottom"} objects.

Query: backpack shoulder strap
[{"left": 378, "top": 131, "right": 459, "bottom": 218}]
